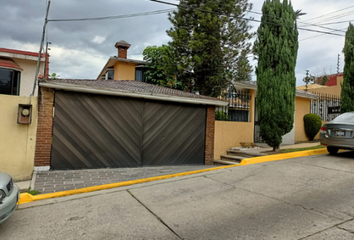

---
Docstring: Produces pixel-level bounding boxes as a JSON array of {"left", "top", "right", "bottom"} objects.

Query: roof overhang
[
  {"left": 0, "top": 48, "right": 45, "bottom": 62},
  {"left": 39, "top": 82, "right": 228, "bottom": 106}
]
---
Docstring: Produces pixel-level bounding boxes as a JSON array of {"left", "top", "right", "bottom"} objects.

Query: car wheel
[{"left": 327, "top": 147, "right": 339, "bottom": 155}]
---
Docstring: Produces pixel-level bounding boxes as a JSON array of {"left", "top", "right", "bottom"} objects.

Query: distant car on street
[
  {"left": 320, "top": 112, "right": 354, "bottom": 155},
  {"left": 0, "top": 172, "right": 19, "bottom": 224}
]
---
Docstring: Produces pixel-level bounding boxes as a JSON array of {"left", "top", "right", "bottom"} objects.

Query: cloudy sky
[{"left": 1, "top": 0, "right": 353, "bottom": 86}]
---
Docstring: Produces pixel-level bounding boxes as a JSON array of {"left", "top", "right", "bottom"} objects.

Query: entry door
[
  {"left": 142, "top": 101, "right": 206, "bottom": 165},
  {"left": 51, "top": 92, "right": 144, "bottom": 169}
]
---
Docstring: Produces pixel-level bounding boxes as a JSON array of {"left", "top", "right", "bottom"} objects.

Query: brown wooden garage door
[{"left": 51, "top": 91, "right": 206, "bottom": 169}]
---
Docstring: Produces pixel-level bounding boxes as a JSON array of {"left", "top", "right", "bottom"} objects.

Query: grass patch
[{"left": 280, "top": 145, "right": 325, "bottom": 153}]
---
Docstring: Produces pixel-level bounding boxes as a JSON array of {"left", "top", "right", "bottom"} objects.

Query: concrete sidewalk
[
  {"left": 28, "top": 141, "right": 322, "bottom": 195},
  {"left": 33, "top": 165, "right": 214, "bottom": 194}
]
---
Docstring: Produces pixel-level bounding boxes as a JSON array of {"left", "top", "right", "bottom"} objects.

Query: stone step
[
  {"left": 214, "top": 159, "right": 240, "bottom": 165},
  {"left": 220, "top": 155, "right": 246, "bottom": 163},
  {"left": 226, "top": 149, "right": 266, "bottom": 158}
]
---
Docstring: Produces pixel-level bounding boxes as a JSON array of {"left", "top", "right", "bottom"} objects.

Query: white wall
[
  {"left": 282, "top": 112, "right": 296, "bottom": 145},
  {"left": 14, "top": 58, "right": 45, "bottom": 97}
]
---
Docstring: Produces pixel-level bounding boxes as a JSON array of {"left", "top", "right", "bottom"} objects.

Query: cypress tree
[
  {"left": 340, "top": 23, "right": 354, "bottom": 113},
  {"left": 253, "top": 0, "right": 299, "bottom": 151},
  {"left": 167, "top": 0, "right": 253, "bottom": 97}
]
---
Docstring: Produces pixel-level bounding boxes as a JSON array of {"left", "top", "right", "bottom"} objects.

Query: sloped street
[{"left": 2, "top": 151, "right": 354, "bottom": 240}]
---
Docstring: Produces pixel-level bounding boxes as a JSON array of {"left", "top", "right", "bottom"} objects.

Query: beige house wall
[
  {"left": 214, "top": 121, "right": 254, "bottom": 159},
  {"left": 113, "top": 62, "right": 137, "bottom": 80},
  {"left": 0, "top": 95, "right": 38, "bottom": 181},
  {"left": 15, "top": 58, "right": 45, "bottom": 97},
  {"left": 295, "top": 96, "right": 311, "bottom": 142},
  {"left": 214, "top": 89, "right": 255, "bottom": 160}
]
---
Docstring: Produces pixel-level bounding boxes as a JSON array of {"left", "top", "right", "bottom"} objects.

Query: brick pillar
[
  {"left": 35, "top": 87, "right": 54, "bottom": 167},
  {"left": 205, "top": 106, "right": 215, "bottom": 165}
]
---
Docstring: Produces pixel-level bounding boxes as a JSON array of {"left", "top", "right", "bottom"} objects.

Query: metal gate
[
  {"left": 51, "top": 91, "right": 206, "bottom": 169},
  {"left": 142, "top": 101, "right": 206, "bottom": 165}
]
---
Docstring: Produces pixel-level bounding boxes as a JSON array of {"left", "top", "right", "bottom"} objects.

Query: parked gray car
[
  {"left": 320, "top": 111, "right": 354, "bottom": 155},
  {"left": 0, "top": 172, "right": 19, "bottom": 224}
]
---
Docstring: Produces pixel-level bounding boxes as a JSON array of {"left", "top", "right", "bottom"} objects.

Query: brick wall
[
  {"left": 118, "top": 47, "right": 128, "bottom": 59},
  {"left": 205, "top": 106, "right": 215, "bottom": 165},
  {"left": 35, "top": 87, "right": 54, "bottom": 166}
]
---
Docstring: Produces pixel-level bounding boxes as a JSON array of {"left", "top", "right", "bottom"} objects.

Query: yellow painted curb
[
  {"left": 238, "top": 148, "right": 329, "bottom": 166},
  {"left": 18, "top": 147, "right": 329, "bottom": 205}
]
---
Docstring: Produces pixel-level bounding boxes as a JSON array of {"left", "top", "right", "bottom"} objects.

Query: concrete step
[
  {"left": 214, "top": 159, "right": 240, "bottom": 165},
  {"left": 227, "top": 149, "right": 266, "bottom": 158},
  {"left": 220, "top": 155, "right": 246, "bottom": 163}
]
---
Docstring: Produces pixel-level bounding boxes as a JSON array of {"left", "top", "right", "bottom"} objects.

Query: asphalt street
[{"left": 2, "top": 151, "right": 354, "bottom": 240}]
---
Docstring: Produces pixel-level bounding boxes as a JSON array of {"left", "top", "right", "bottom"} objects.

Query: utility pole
[{"left": 30, "top": 0, "right": 51, "bottom": 98}]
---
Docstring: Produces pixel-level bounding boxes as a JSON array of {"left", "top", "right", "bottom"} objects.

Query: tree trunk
[{"left": 273, "top": 146, "right": 280, "bottom": 153}]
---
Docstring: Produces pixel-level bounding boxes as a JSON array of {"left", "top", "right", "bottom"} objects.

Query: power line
[
  {"left": 302, "top": 5, "right": 354, "bottom": 23},
  {"left": 247, "top": 10, "right": 346, "bottom": 33},
  {"left": 148, "top": 0, "right": 345, "bottom": 37},
  {"left": 48, "top": 8, "right": 176, "bottom": 22}
]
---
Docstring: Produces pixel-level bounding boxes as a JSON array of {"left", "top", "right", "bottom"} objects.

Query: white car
[{"left": 0, "top": 172, "right": 19, "bottom": 224}]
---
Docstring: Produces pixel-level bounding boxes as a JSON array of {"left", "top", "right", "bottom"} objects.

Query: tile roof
[{"left": 39, "top": 79, "right": 227, "bottom": 104}]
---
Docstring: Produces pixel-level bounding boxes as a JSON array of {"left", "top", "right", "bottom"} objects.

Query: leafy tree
[
  {"left": 340, "top": 23, "right": 354, "bottom": 113},
  {"left": 234, "top": 49, "right": 252, "bottom": 82},
  {"left": 253, "top": 0, "right": 299, "bottom": 152},
  {"left": 167, "top": 0, "right": 254, "bottom": 97},
  {"left": 142, "top": 45, "right": 185, "bottom": 90}
]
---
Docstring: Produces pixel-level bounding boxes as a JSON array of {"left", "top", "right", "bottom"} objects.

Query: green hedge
[
  {"left": 303, "top": 113, "right": 322, "bottom": 140},
  {"left": 215, "top": 111, "right": 228, "bottom": 121}
]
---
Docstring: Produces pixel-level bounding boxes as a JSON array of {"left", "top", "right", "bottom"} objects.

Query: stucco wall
[
  {"left": 13, "top": 58, "right": 45, "bottom": 97},
  {"left": 214, "top": 121, "right": 254, "bottom": 159},
  {"left": 114, "top": 62, "right": 137, "bottom": 80},
  {"left": 214, "top": 89, "right": 255, "bottom": 159},
  {"left": 0, "top": 95, "right": 38, "bottom": 180},
  {"left": 295, "top": 96, "right": 311, "bottom": 142},
  {"left": 304, "top": 76, "right": 343, "bottom": 97}
]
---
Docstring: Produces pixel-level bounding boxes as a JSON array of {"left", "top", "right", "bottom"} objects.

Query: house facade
[
  {"left": 0, "top": 48, "right": 47, "bottom": 180},
  {"left": 214, "top": 81, "right": 319, "bottom": 160},
  {"left": 35, "top": 79, "right": 227, "bottom": 170},
  {"left": 97, "top": 40, "right": 147, "bottom": 81}
]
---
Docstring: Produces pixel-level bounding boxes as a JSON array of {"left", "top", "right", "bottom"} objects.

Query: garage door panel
[
  {"left": 53, "top": 95, "right": 123, "bottom": 168},
  {"left": 51, "top": 92, "right": 143, "bottom": 169},
  {"left": 142, "top": 101, "right": 206, "bottom": 166}
]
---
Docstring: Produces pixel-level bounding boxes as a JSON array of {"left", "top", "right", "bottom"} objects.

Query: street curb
[{"left": 18, "top": 148, "right": 328, "bottom": 205}]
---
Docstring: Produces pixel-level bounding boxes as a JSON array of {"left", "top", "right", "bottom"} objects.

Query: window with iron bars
[{"left": 216, "top": 86, "right": 251, "bottom": 122}]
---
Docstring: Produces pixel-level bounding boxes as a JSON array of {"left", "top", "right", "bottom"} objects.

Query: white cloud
[{"left": 92, "top": 36, "right": 106, "bottom": 44}]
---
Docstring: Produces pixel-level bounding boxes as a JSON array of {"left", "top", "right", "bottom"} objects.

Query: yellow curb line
[{"left": 18, "top": 147, "right": 329, "bottom": 205}]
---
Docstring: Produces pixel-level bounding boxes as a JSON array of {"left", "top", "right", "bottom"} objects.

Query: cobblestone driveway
[{"left": 34, "top": 165, "right": 215, "bottom": 194}]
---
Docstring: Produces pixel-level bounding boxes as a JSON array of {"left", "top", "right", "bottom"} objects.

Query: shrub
[
  {"left": 303, "top": 113, "right": 322, "bottom": 140},
  {"left": 215, "top": 111, "right": 228, "bottom": 120}
]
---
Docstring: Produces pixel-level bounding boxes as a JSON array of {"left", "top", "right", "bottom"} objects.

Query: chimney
[{"left": 115, "top": 40, "right": 131, "bottom": 59}]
